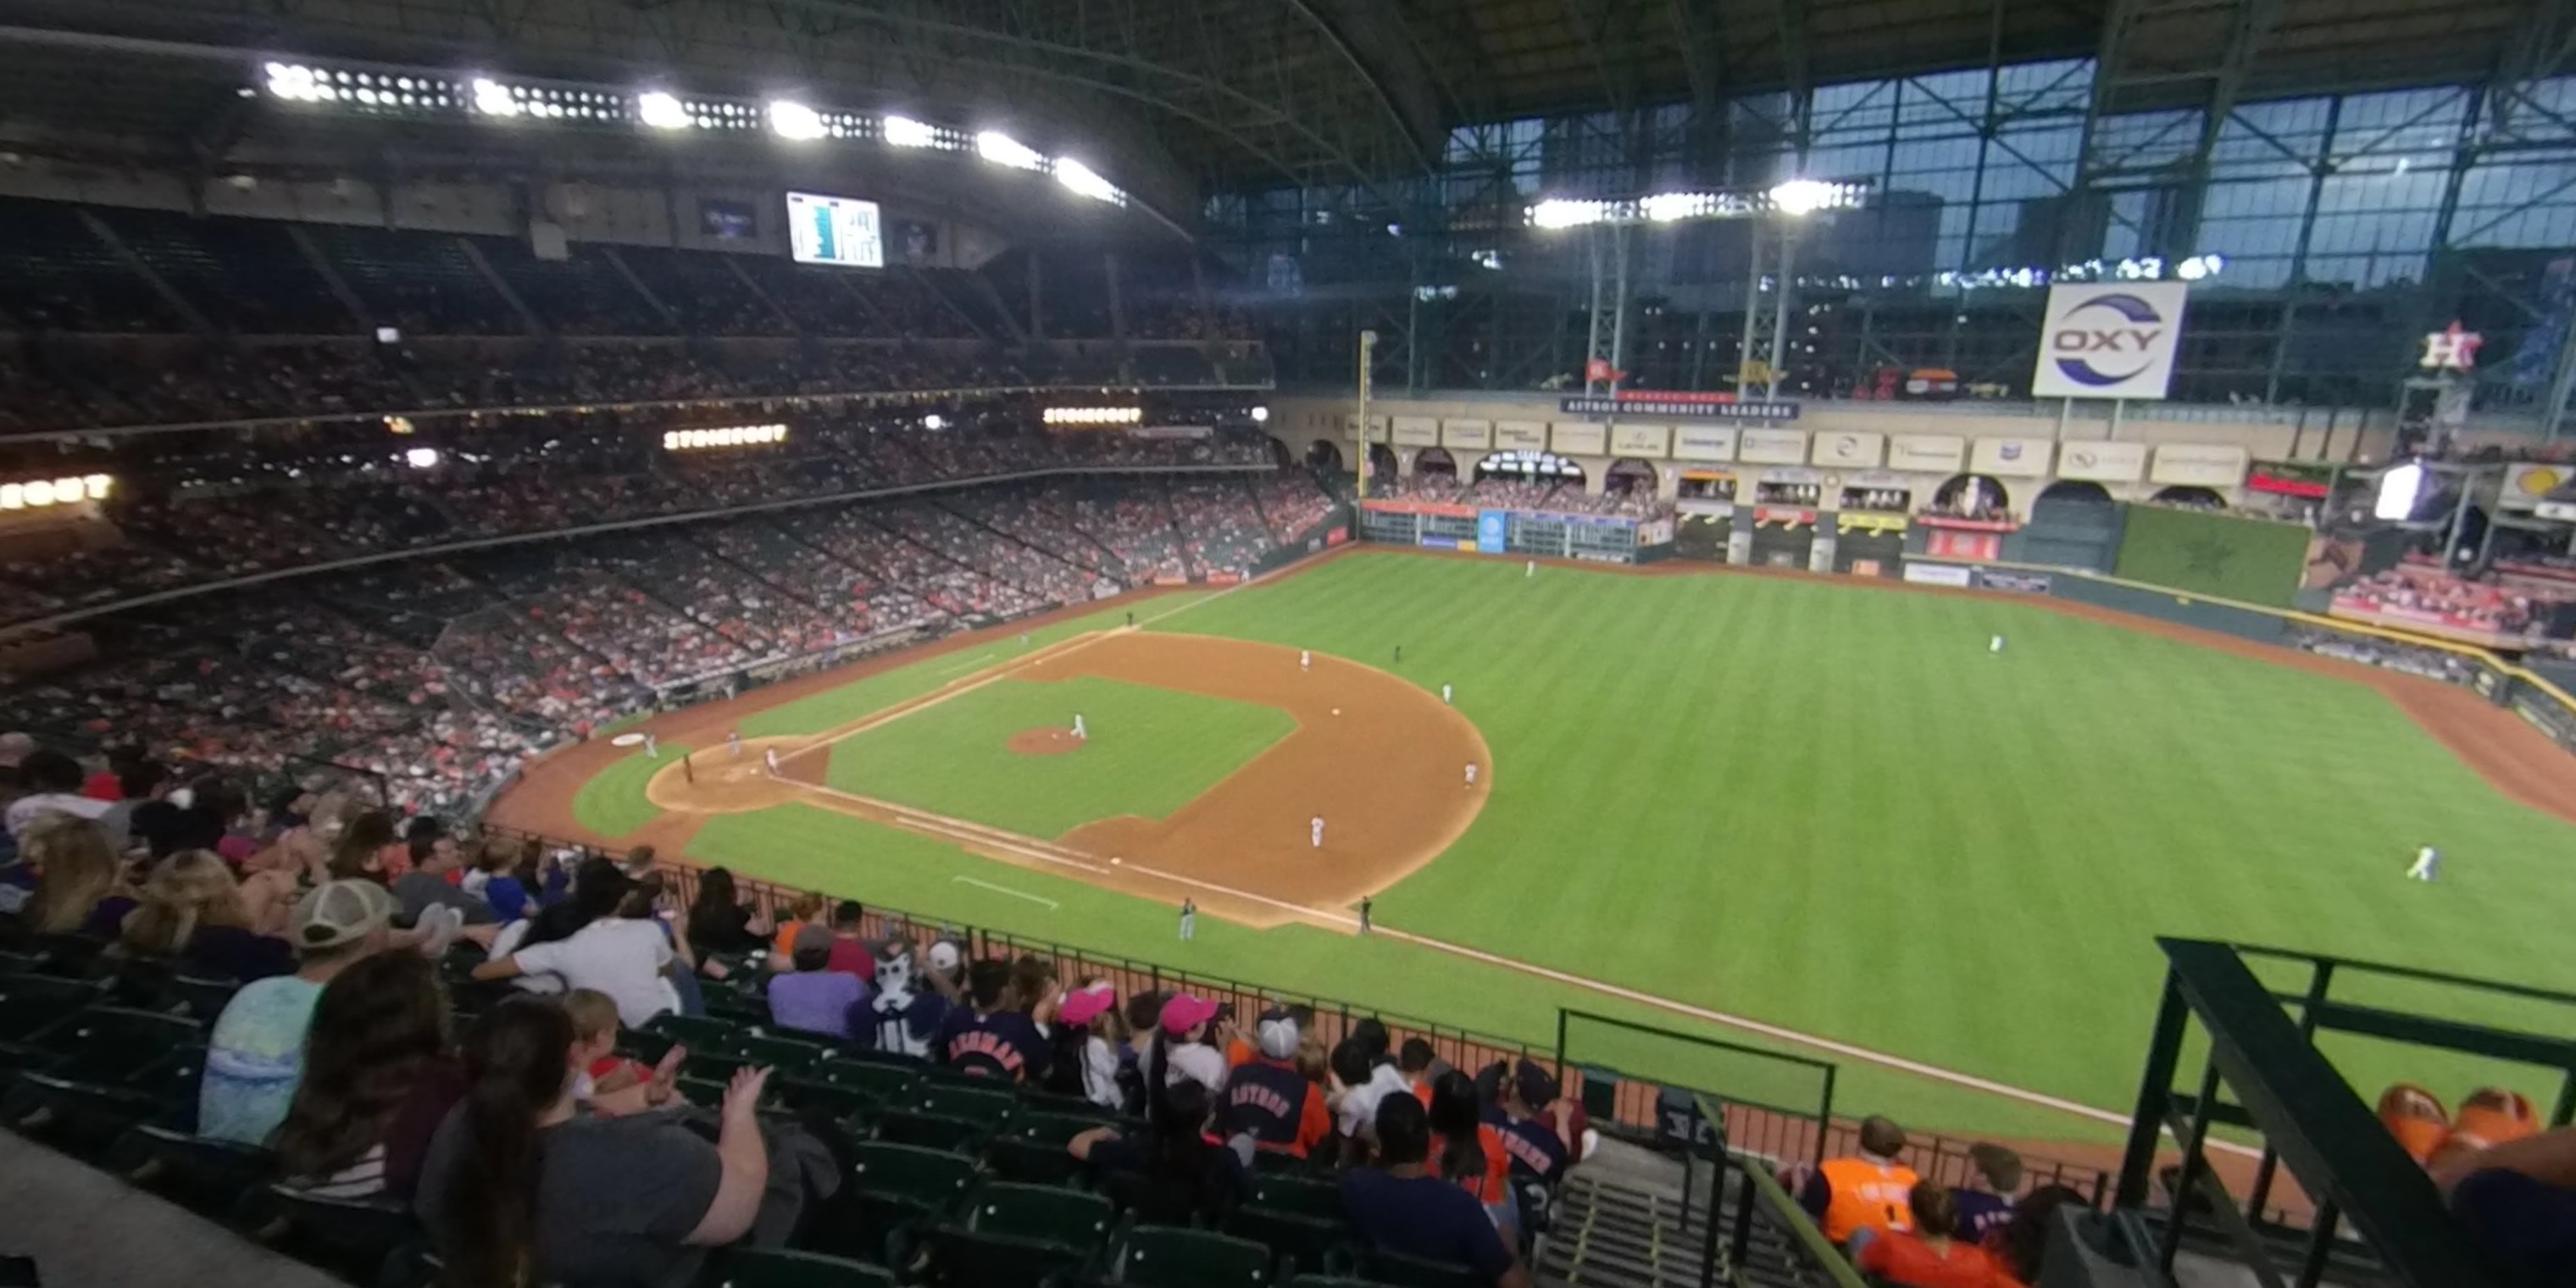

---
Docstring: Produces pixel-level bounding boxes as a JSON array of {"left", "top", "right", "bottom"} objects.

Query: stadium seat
[
  {"left": 618, "top": 1026, "right": 677, "bottom": 1066},
  {"left": 924, "top": 1224, "right": 1095, "bottom": 1288},
  {"left": 813, "top": 1143, "right": 981, "bottom": 1265},
  {"left": 114, "top": 1119, "right": 280, "bottom": 1218},
  {"left": 248, "top": 1184, "right": 430, "bottom": 1287},
  {"left": 686, "top": 1050, "right": 757, "bottom": 1080},
  {"left": 1358, "top": 1248, "right": 1480, "bottom": 1288},
  {"left": 967, "top": 1181, "right": 1115, "bottom": 1248},
  {"left": 851, "top": 1141, "right": 981, "bottom": 1204},
  {"left": 1225, "top": 1207, "right": 1348, "bottom": 1274},
  {"left": 649, "top": 1013, "right": 742, "bottom": 1048},
  {"left": 911, "top": 1081, "right": 1017, "bottom": 1121},
  {"left": 675, "top": 1075, "right": 730, "bottom": 1108},
  {"left": 163, "top": 974, "right": 241, "bottom": 1024},
  {"left": 780, "top": 1076, "right": 886, "bottom": 1121},
  {"left": 712, "top": 1247, "right": 898, "bottom": 1288},
  {"left": 3, "top": 1041, "right": 203, "bottom": 1158},
  {"left": 736, "top": 1032, "right": 833, "bottom": 1071},
  {"left": 1248, "top": 1173, "right": 1345, "bottom": 1221},
  {"left": 876, "top": 1108, "right": 991, "bottom": 1152},
  {"left": 1113, "top": 1226, "right": 1276, "bottom": 1288},
  {"left": 1284, "top": 1280, "right": 1395, "bottom": 1288},
  {"left": 984, "top": 1133, "right": 1086, "bottom": 1188},
  {"left": 0, "top": 973, "right": 107, "bottom": 1050},
  {"left": 827, "top": 1046, "right": 930, "bottom": 1072}
]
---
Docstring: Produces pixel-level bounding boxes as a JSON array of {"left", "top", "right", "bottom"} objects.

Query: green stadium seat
[
  {"left": 675, "top": 1075, "right": 730, "bottom": 1108},
  {"left": 1284, "top": 1279, "right": 1395, "bottom": 1288},
  {"left": 617, "top": 1026, "right": 677, "bottom": 1066},
  {"left": 686, "top": 1051, "right": 756, "bottom": 1081},
  {"left": 0, "top": 973, "right": 106, "bottom": 1046},
  {"left": 967, "top": 1181, "right": 1115, "bottom": 1249},
  {"left": 1017, "top": 1089, "right": 1124, "bottom": 1123},
  {"left": 780, "top": 1077, "right": 885, "bottom": 1121},
  {"left": 828, "top": 1046, "right": 928, "bottom": 1071},
  {"left": 924, "top": 1224, "right": 1094, "bottom": 1288},
  {"left": 20, "top": 1006, "right": 204, "bottom": 1079},
  {"left": 711, "top": 1247, "right": 897, "bottom": 1288},
  {"left": 983, "top": 1134, "right": 1085, "bottom": 1188},
  {"left": 1114, "top": 1226, "right": 1275, "bottom": 1288},
  {"left": 1248, "top": 1173, "right": 1345, "bottom": 1221},
  {"left": 3, "top": 1042, "right": 203, "bottom": 1158},
  {"left": 1253, "top": 1148, "right": 1324, "bottom": 1175},
  {"left": 912, "top": 1081, "right": 1016, "bottom": 1121},
  {"left": 163, "top": 974, "right": 240, "bottom": 1024},
  {"left": 248, "top": 1184, "right": 429, "bottom": 1286},
  {"left": 114, "top": 1121, "right": 280, "bottom": 1218},
  {"left": 852, "top": 1141, "right": 981, "bottom": 1204},
  {"left": 648, "top": 1012, "right": 742, "bottom": 1048},
  {"left": 818, "top": 1143, "right": 981, "bottom": 1265},
  {"left": 1359, "top": 1248, "right": 1480, "bottom": 1288},
  {"left": 810, "top": 1058, "right": 922, "bottom": 1100},
  {"left": 877, "top": 1108, "right": 991, "bottom": 1152},
  {"left": 1225, "top": 1207, "right": 1349, "bottom": 1274},
  {"left": 736, "top": 1031, "right": 833, "bottom": 1071}
]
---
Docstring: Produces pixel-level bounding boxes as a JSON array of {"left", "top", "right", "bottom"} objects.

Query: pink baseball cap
[
  {"left": 1159, "top": 992, "right": 1220, "bottom": 1035},
  {"left": 1059, "top": 984, "right": 1116, "bottom": 1027}
]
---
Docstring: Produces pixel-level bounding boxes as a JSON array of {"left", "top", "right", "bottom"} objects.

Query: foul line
[
  {"left": 952, "top": 875, "right": 1059, "bottom": 909},
  {"left": 935, "top": 652, "right": 997, "bottom": 675}
]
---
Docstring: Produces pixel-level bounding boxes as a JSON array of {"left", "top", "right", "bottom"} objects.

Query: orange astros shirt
[{"left": 1857, "top": 1232, "right": 2019, "bottom": 1288}]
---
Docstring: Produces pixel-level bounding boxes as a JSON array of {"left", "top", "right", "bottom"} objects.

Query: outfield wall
[{"left": 1909, "top": 558, "right": 2576, "bottom": 758}]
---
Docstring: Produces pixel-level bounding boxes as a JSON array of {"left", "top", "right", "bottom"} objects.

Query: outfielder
[
  {"left": 1310, "top": 814, "right": 1325, "bottom": 849},
  {"left": 2407, "top": 844, "right": 2441, "bottom": 882},
  {"left": 1990, "top": 634, "right": 2007, "bottom": 653},
  {"left": 1526, "top": 559, "right": 1536, "bottom": 577},
  {"left": 1179, "top": 898, "right": 1196, "bottom": 942},
  {"left": 1072, "top": 713, "right": 1089, "bottom": 741},
  {"left": 642, "top": 733, "right": 658, "bottom": 759}
]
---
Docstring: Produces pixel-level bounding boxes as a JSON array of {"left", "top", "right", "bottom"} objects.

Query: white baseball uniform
[
  {"left": 2407, "top": 846, "right": 2440, "bottom": 881},
  {"left": 642, "top": 734, "right": 658, "bottom": 758},
  {"left": 765, "top": 748, "right": 780, "bottom": 774},
  {"left": 1311, "top": 816, "right": 1324, "bottom": 848},
  {"left": 728, "top": 732, "right": 742, "bottom": 759},
  {"left": 1465, "top": 763, "right": 1478, "bottom": 787},
  {"left": 1301, "top": 650, "right": 1311, "bottom": 672},
  {"left": 1073, "top": 713, "right": 1088, "bottom": 741},
  {"left": 1441, "top": 683, "right": 1452, "bottom": 704}
]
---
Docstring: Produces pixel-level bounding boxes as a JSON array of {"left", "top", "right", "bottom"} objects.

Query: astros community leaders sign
[
  {"left": 1560, "top": 396, "right": 1801, "bottom": 420},
  {"left": 2029, "top": 282, "right": 2188, "bottom": 401}
]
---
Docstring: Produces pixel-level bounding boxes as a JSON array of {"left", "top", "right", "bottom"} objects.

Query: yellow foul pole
[{"left": 1355, "top": 329, "right": 1376, "bottom": 500}]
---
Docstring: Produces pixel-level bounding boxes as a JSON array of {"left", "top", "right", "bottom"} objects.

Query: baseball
[{"left": 1110, "top": 857, "right": 1123, "bottom": 866}]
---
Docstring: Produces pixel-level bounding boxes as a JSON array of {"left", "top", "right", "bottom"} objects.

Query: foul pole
[{"left": 1355, "top": 329, "right": 1376, "bottom": 499}]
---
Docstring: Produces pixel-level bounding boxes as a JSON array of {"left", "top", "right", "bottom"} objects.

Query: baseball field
[{"left": 492, "top": 548, "right": 2576, "bottom": 1146}]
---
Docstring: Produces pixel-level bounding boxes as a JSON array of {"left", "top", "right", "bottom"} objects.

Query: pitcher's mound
[{"left": 1008, "top": 728, "right": 1085, "bottom": 757}]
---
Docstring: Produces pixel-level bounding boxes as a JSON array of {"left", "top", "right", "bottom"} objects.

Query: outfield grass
[
  {"left": 571, "top": 740, "right": 691, "bottom": 837},
  {"left": 822, "top": 675, "right": 1293, "bottom": 837},
  {"left": 564, "top": 555, "right": 2576, "bottom": 1141}
]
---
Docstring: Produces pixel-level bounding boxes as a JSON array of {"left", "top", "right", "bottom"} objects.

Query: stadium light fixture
[
  {"left": 1053, "top": 158, "right": 1119, "bottom": 203},
  {"left": 1530, "top": 198, "right": 1612, "bottom": 230},
  {"left": 922, "top": 414, "right": 947, "bottom": 430},
  {"left": 637, "top": 92, "right": 690, "bottom": 130},
  {"left": 470, "top": 77, "right": 519, "bottom": 117},
  {"left": 1767, "top": 179, "right": 1836, "bottom": 217},
  {"left": 769, "top": 100, "right": 826, "bottom": 141},
  {"left": 883, "top": 114, "right": 939, "bottom": 147},
  {"left": 1641, "top": 192, "right": 1713, "bottom": 223},
  {"left": 1251, "top": 407, "right": 1271, "bottom": 424},
  {"left": 0, "top": 475, "right": 111, "bottom": 511},
  {"left": 1042, "top": 406, "right": 1143, "bottom": 426},
  {"left": 405, "top": 447, "right": 442, "bottom": 469},
  {"left": 264, "top": 62, "right": 325, "bottom": 102},
  {"left": 2373, "top": 462, "right": 2427, "bottom": 521},
  {"left": 976, "top": 130, "right": 1044, "bottom": 170}
]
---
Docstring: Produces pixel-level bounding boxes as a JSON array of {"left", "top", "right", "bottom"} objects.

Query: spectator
[
  {"left": 416, "top": 999, "right": 772, "bottom": 1288},
  {"left": 473, "top": 866, "right": 677, "bottom": 1028},
  {"left": 5, "top": 749, "right": 114, "bottom": 838},
  {"left": 766, "top": 924, "right": 867, "bottom": 1042},
  {"left": 1955, "top": 1143, "right": 2022, "bottom": 1243},
  {"left": 1857, "top": 1183, "right": 2012, "bottom": 1288},
  {"left": 273, "top": 951, "right": 464, "bottom": 1200},
  {"left": 325, "top": 810, "right": 399, "bottom": 882},
  {"left": 1400, "top": 1037, "right": 1441, "bottom": 1105},
  {"left": 2436, "top": 1126, "right": 2576, "bottom": 1287},
  {"left": 1796, "top": 1113, "right": 1920, "bottom": 1250},
  {"left": 858, "top": 938, "right": 948, "bottom": 1058},
  {"left": 1343, "top": 1093, "right": 1532, "bottom": 1288},
  {"left": 1069, "top": 1079, "right": 1252, "bottom": 1225},
  {"left": 564, "top": 987, "right": 684, "bottom": 1117},
  {"left": 765, "top": 891, "right": 828, "bottom": 962},
  {"left": 1220, "top": 1008, "right": 1331, "bottom": 1159},
  {"left": 1984, "top": 1184, "right": 2088, "bottom": 1285},
  {"left": 1010, "top": 953, "right": 1063, "bottom": 1032},
  {"left": 465, "top": 842, "right": 535, "bottom": 924},
  {"left": 98, "top": 758, "right": 174, "bottom": 852},
  {"left": 1485, "top": 1059, "right": 1577, "bottom": 1192},
  {"left": 1430, "top": 1069, "right": 1514, "bottom": 1225},
  {"left": 1150, "top": 993, "right": 1230, "bottom": 1103},
  {"left": 81, "top": 746, "right": 137, "bottom": 802},
  {"left": 119, "top": 850, "right": 297, "bottom": 981},
  {"left": 1332, "top": 1035, "right": 1416, "bottom": 1158},
  {"left": 391, "top": 835, "right": 497, "bottom": 926},
  {"left": 934, "top": 957, "right": 1048, "bottom": 1082},
  {"left": 824, "top": 900, "right": 874, "bottom": 979},
  {"left": 17, "top": 814, "right": 131, "bottom": 937},
  {"left": 1052, "top": 983, "right": 1130, "bottom": 1112},
  {"left": 200, "top": 880, "right": 402, "bottom": 1145},
  {"left": 685, "top": 867, "right": 769, "bottom": 958}
]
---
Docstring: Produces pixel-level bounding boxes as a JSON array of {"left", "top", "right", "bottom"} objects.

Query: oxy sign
[{"left": 2030, "top": 282, "right": 2188, "bottom": 401}]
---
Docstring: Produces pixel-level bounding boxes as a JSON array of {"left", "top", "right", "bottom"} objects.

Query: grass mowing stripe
[{"left": 570, "top": 741, "right": 691, "bottom": 837}]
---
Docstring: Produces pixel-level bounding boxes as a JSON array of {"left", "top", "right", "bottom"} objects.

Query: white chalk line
[
  {"left": 952, "top": 875, "right": 1059, "bottom": 909},
  {"left": 935, "top": 652, "right": 997, "bottom": 675}
]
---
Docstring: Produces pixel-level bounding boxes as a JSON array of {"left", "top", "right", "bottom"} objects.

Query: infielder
[
  {"left": 1358, "top": 897, "right": 1373, "bottom": 936},
  {"left": 1300, "top": 649, "right": 1311, "bottom": 672},
  {"left": 764, "top": 747, "right": 781, "bottom": 775},
  {"left": 1464, "top": 762, "right": 1479, "bottom": 789},
  {"left": 1179, "top": 898, "right": 1196, "bottom": 942},
  {"left": 2407, "top": 844, "right": 2441, "bottom": 882},
  {"left": 1072, "top": 713, "right": 1089, "bottom": 741},
  {"left": 1990, "top": 634, "right": 2007, "bottom": 653},
  {"left": 1310, "top": 814, "right": 1325, "bottom": 849},
  {"left": 727, "top": 730, "right": 742, "bottom": 759},
  {"left": 642, "top": 733, "right": 658, "bottom": 759}
]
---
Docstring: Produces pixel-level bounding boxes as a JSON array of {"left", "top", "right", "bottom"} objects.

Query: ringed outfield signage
[{"left": 1560, "top": 394, "right": 1801, "bottom": 420}]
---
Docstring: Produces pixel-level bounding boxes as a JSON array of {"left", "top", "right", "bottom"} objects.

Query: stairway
[{"left": 1535, "top": 1141, "right": 1838, "bottom": 1288}]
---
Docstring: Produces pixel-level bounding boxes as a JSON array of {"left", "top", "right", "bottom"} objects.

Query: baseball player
[
  {"left": 1073, "top": 713, "right": 1088, "bottom": 741},
  {"left": 1310, "top": 814, "right": 1325, "bottom": 849},
  {"left": 764, "top": 747, "right": 781, "bottom": 775},
  {"left": 1179, "top": 898, "right": 1196, "bottom": 942},
  {"left": 1990, "top": 634, "right": 2007, "bottom": 653},
  {"left": 642, "top": 733, "right": 658, "bottom": 759},
  {"left": 1441, "top": 682, "right": 1452, "bottom": 705},
  {"left": 1019, "top": 631, "right": 1030, "bottom": 647},
  {"left": 1464, "top": 762, "right": 1479, "bottom": 789},
  {"left": 681, "top": 753, "right": 695, "bottom": 786},
  {"left": 1300, "top": 649, "right": 1311, "bottom": 673},
  {"left": 1526, "top": 559, "right": 1536, "bottom": 577},
  {"left": 2407, "top": 844, "right": 2441, "bottom": 882},
  {"left": 1358, "top": 897, "right": 1373, "bottom": 936},
  {"left": 727, "top": 730, "right": 742, "bottom": 759}
]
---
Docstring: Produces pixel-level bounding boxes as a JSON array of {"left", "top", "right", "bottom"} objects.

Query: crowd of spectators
[
  {"left": 2330, "top": 568, "right": 2576, "bottom": 640},
  {"left": 1166, "top": 481, "right": 1279, "bottom": 577}
]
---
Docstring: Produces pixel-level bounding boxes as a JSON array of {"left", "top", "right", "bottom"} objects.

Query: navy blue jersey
[{"left": 933, "top": 1008, "right": 1048, "bottom": 1082}]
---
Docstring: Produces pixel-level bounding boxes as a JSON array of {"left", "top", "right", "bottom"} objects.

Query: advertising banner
[
  {"left": 2056, "top": 441, "right": 2147, "bottom": 483},
  {"left": 1341, "top": 413, "right": 1389, "bottom": 441},
  {"left": 1672, "top": 425, "right": 1740, "bottom": 461},
  {"left": 1972, "top": 569, "right": 2054, "bottom": 594},
  {"left": 1889, "top": 434, "right": 1967, "bottom": 474},
  {"left": 1560, "top": 396, "right": 1801, "bottom": 420},
  {"left": 1495, "top": 420, "right": 1549, "bottom": 451},
  {"left": 1739, "top": 428, "right": 1807, "bottom": 464},
  {"left": 2148, "top": 443, "right": 2248, "bottom": 487},
  {"left": 1969, "top": 436, "right": 2054, "bottom": 476},
  {"left": 1391, "top": 416, "right": 1441, "bottom": 447},
  {"left": 2030, "top": 281, "right": 2189, "bottom": 400},
  {"left": 1610, "top": 423, "right": 1671, "bottom": 458},
  {"left": 1903, "top": 563, "right": 1974, "bottom": 587},
  {"left": 1441, "top": 419, "right": 1494, "bottom": 451},
  {"left": 1476, "top": 511, "right": 1508, "bottom": 554},
  {"left": 1810, "top": 431, "right": 1885, "bottom": 469},
  {"left": 1637, "top": 518, "right": 1677, "bottom": 545},
  {"left": 1363, "top": 499, "right": 1479, "bottom": 519},
  {"left": 1419, "top": 536, "right": 1463, "bottom": 550},
  {"left": 1551, "top": 421, "right": 1610, "bottom": 455},
  {"left": 2501, "top": 462, "right": 2567, "bottom": 512}
]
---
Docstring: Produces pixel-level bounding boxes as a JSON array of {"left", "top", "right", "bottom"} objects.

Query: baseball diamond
[{"left": 491, "top": 547, "right": 2576, "bottom": 1143}]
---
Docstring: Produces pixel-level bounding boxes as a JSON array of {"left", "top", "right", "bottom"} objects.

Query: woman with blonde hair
[
  {"left": 121, "top": 850, "right": 296, "bottom": 981},
  {"left": 20, "top": 814, "right": 133, "bottom": 937}
]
